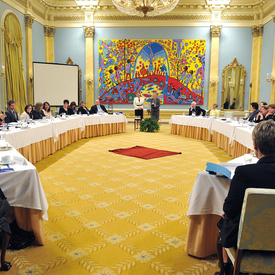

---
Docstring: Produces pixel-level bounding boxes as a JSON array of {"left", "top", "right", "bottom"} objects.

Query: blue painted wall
[
  {"left": 54, "top": 28, "right": 86, "bottom": 103},
  {"left": 218, "top": 27, "right": 253, "bottom": 110},
  {"left": 260, "top": 20, "right": 274, "bottom": 103},
  {"left": 94, "top": 27, "right": 211, "bottom": 110},
  {"left": 0, "top": 1, "right": 27, "bottom": 110},
  {"left": 32, "top": 21, "right": 45, "bottom": 63}
]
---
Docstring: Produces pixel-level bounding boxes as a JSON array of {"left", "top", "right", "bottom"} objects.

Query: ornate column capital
[
  {"left": 83, "top": 26, "right": 95, "bottom": 38},
  {"left": 44, "top": 26, "right": 56, "bottom": 37},
  {"left": 252, "top": 25, "right": 263, "bottom": 37},
  {"left": 25, "top": 14, "right": 34, "bottom": 28},
  {"left": 210, "top": 25, "right": 222, "bottom": 38}
]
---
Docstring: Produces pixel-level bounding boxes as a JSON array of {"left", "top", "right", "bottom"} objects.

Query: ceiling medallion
[{"left": 112, "top": 0, "right": 179, "bottom": 17}]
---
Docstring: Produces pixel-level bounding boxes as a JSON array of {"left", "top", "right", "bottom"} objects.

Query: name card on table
[{"left": 13, "top": 156, "right": 26, "bottom": 165}]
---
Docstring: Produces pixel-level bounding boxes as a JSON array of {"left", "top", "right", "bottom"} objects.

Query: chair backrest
[{"left": 237, "top": 188, "right": 275, "bottom": 251}]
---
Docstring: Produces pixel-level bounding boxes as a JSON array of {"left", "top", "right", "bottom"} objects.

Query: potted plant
[{"left": 140, "top": 118, "right": 160, "bottom": 132}]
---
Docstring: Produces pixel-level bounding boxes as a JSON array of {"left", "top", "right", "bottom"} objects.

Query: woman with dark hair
[
  {"left": 77, "top": 101, "right": 89, "bottom": 115},
  {"left": 255, "top": 105, "right": 268, "bottom": 123},
  {"left": 0, "top": 189, "right": 12, "bottom": 271},
  {"left": 32, "top": 102, "right": 45, "bottom": 120},
  {"left": 20, "top": 104, "right": 33, "bottom": 120},
  {"left": 265, "top": 104, "right": 275, "bottom": 121},
  {"left": 43, "top": 102, "right": 51, "bottom": 118},
  {"left": 59, "top": 99, "right": 69, "bottom": 115},
  {"left": 68, "top": 101, "right": 77, "bottom": 115}
]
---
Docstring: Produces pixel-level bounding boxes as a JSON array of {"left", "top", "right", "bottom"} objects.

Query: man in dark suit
[
  {"left": 4, "top": 100, "right": 19, "bottom": 123},
  {"left": 245, "top": 102, "right": 260, "bottom": 122},
  {"left": 216, "top": 120, "right": 275, "bottom": 275},
  {"left": 90, "top": 100, "right": 107, "bottom": 114},
  {"left": 188, "top": 101, "right": 206, "bottom": 116}
]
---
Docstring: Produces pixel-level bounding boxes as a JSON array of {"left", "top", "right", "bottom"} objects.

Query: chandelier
[{"left": 112, "top": 0, "right": 179, "bottom": 17}]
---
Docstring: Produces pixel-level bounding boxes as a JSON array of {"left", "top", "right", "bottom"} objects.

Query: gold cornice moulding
[
  {"left": 210, "top": 25, "right": 222, "bottom": 37},
  {"left": 25, "top": 14, "right": 34, "bottom": 28},
  {"left": 44, "top": 25, "right": 56, "bottom": 37},
  {"left": 83, "top": 26, "right": 95, "bottom": 38}
]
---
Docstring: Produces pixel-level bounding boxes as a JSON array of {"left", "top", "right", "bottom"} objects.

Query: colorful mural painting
[{"left": 98, "top": 39, "right": 206, "bottom": 105}]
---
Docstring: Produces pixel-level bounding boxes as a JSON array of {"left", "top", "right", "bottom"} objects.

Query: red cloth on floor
[{"left": 109, "top": 146, "right": 181, "bottom": 160}]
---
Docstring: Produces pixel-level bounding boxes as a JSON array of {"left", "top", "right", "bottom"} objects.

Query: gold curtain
[{"left": 4, "top": 13, "right": 27, "bottom": 114}]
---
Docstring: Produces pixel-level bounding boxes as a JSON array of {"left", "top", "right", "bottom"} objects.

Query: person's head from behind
[
  {"left": 81, "top": 101, "right": 86, "bottom": 108},
  {"left": 260, "top": 105, "right": 268, "bottom": 116},
  {"left": 43, "top": 102, "right": 50, "bottom": 112},
  {"left": 213, "top": 104, "right": 218, "bottom": 110},
  {"left": 252, "top": 120, "right": 275, "bottom": 158},
  {"left": 25, "top": 104, "right": 33, "bottom": 114},
  {"left": 268, "top": 104, "right": 275, "bottom": 114},
  {"left": 250, "top": 102, "right": 258, "bottom": 111},
  {"left": 70, "top": 101, "right": 76, "bottom": 109},
  {"left": 8, "top": 100, "right": 15, "bottom": 111},
  {"left": 95, "top": 100, "right": 100, "bottom": 106},
  {"left": 63, "top": 99, "right": 69, "bottom": 107},
  {"left": 35, "top": 102, "right": 43, "bottom": 113},
  {"left": 191, "top": 101, "right": 196, "bottom": 109}
]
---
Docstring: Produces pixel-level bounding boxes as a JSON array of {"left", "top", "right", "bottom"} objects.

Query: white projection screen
[{"left": 33, "top": 62, "right": 79, "bottom": 106}]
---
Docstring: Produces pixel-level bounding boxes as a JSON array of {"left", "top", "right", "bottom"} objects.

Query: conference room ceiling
[{"left": 4, "top": 0, "right": 275, "bottom": 27}]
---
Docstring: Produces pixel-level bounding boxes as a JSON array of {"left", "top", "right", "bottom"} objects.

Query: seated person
[
  {"left": 255, "top": 104, "right": 268, "bottom": 123},
  {"left": 209, "top": 104, "right": 220, "bottom": 117},
  {"left": 0, "top": 114, "right": 6, "bottom": 125},
  {"left": 90, "top": 100, "right": 107, "bottom": 114},
  {"left": 32, "top": 102, "right": 45, "bottom": 120},
  {"left": 188, "top": 101, "right": 206, "bottom": 116},
  {"left": 265, "top": 104, "right": 275, "bottom": 121},
  {"left": 245, "top": 102, "right": 260, "bottom": 122},
  {"left": 68, "top": 101, "right": 77, "bottom": 115},
  {"left": 229, "top": 98, "right": 236, "bottom": 109},
  {"left": 4, "top": 100, "right": 19, "bottom": 123},
  {"left": 43, "top": 102, "right": 51, "bottom": 118},
  {"left": 59, "top": 99, "right": 69, "bottom": 115},
  {"left": 0, "top": 188, "right": 12, "bottom": 271},
  {"left": 20, "top": 104, "right": 33, "bottom": 120},
  {"left": 223, "top": 98, "right": 229, "bottom": 110},
  {"left": 77, "top": 101, "right": 89, "bottom": 115},
  {"left": 215, "top": 120, "right": 275, "bottom": 275}
]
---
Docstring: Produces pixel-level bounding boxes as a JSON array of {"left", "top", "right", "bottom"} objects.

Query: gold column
[
  {"left": 44, "top": 26, "right": 55, "bottom": 63},
  {"left": 271, "top": 17, "right": 275, "bottom": 102},
  {"left": 83, "top": 26, "right": 95, "bottom": 108},
  {"left": 249, "top": 25, "right": 263, "bottom": 104},
  {"left": 25, "top": 14, "right": 34, "bottom": 104},
  {"left": 208, "top": 25, "right": 222, "bottom": 109}
]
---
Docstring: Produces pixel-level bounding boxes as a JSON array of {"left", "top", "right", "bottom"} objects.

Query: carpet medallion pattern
[{"left": 7, "top": 125, "right": 232, "bottom": 274}]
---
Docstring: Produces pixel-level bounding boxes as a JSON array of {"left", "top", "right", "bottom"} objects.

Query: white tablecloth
[
  {"left": 1, "top": 114, "right": 127, "bottom": 149},
  {"left": 169, "top": 115, "right": 214, "bottom": 133},
  {"left": 187, "top": 155, "right": 258, "bottom": 218},
  {"left": 170, "top": 115, "right": 254, "bottom": 149},
  {"left": 0, "top": 146, "right": 48, "bottom": 220}
]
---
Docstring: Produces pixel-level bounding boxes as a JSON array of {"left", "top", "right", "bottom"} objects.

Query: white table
[
  {"left": 0, "top": 143, "right": 48, "bottom": 245},
  {"left": 186, "top": 155, "right": 258, "bottom": 258},
  {"left": 1, "top": 114, "right": 127, "bottom": 163},
  {"left": 170, "top": 116, "right": 254, "bottom": 158}
]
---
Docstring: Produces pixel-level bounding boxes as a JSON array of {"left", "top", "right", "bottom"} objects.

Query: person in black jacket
[
  {"left": 245, "top": 102, "right": 260, "bottom": 122},
  {"left": 59, "top": 99, "right": 69, "bottom": 115},
  {"left": 223, "top": 98, "right": 229, "bottom": 109},
  {"left": 32, "top": 102, "right": 45, "bottom": 120},
  {"left": 188, "top": 101, "right": 205, "bottom": 116},
  {"left": 215, "top": 120, "right": 275, "bottom": 275},
  {"left": 68, "top": 101, "right": 77, "bottom": 115},
  {"left": 4, "top": 100, "right": 19, "bottom": 123},
  {"left": 77, "top": 101, "right": 89, "bottom": 115},
  {"left": 90, "top": 100, "right": 107, "bottom": 114}
]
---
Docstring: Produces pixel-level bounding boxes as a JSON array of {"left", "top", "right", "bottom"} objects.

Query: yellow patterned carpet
[{"left": 7, "top": 125, "right": 232, "bottom": 275}]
